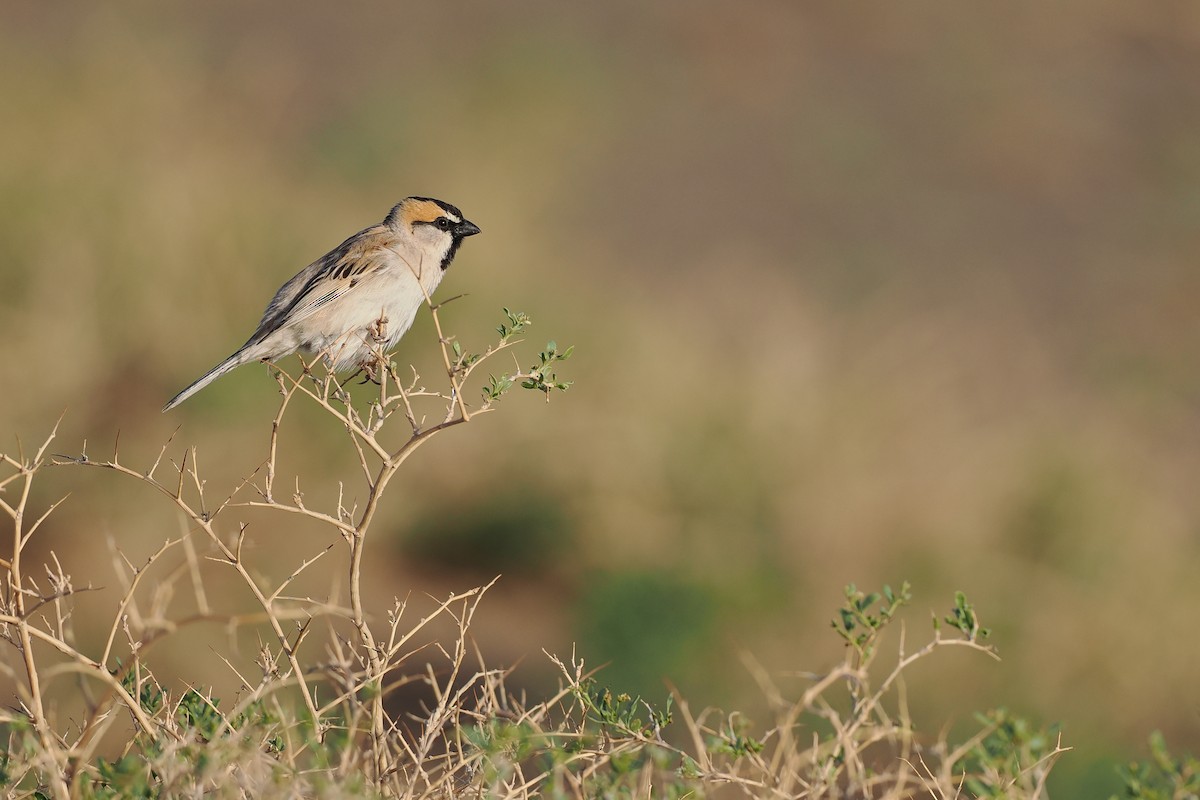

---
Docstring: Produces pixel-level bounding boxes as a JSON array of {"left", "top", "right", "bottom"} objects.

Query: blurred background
[{"left": 2, "top": 2, "right": 1199, "bottom": 796}]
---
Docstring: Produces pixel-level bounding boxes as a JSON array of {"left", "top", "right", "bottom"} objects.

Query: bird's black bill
[{"left": 455, "top": 220, "right": 481, "bottom": 237}]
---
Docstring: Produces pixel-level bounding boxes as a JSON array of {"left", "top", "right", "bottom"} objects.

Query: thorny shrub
[{"left": 0, "top": 302, "right": 1186, "bottom": 799}]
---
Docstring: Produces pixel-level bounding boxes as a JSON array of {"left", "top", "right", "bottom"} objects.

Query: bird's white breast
[{"left": 299, "top": 252, "right": 446, "bottom": 370}]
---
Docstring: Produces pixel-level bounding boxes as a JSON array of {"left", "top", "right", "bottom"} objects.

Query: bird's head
[{"left": 388, "top": 196, "right": 481, "bottom": 271}]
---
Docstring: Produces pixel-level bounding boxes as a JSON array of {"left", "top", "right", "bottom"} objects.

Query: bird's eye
[{"left": 434, "top": 217, "right": 452, "bottom": 231}]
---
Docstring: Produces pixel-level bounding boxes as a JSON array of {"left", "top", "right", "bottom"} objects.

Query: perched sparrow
[{"left": 163, "top": 197, "right": 481, "bottom": 411}]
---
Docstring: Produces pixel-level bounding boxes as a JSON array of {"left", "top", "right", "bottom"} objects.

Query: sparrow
[{"left": 163, "top": 197, "right": 481, "bottom": 411}]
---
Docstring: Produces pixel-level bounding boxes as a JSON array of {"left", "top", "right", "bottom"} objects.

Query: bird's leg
[
  {"left": 356, "top": 358, "right": 383, "bottom": 386},
  {"left": 367, "top": 313, "right": 389, "bottom": 345},
  {"left": 357, "top": 312, "right": 391, "bottom": 386},
  {"left": 339, "top": 367, "right": 365, "bottom": 389}
]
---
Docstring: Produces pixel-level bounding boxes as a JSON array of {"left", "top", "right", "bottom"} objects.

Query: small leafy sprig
[
  {"left": 496, "top": 307, "right": 531, "bottom": 341},
  {"left": 479, "top": 309, "right": 573, "bottom": 403},
  {"left": 520, "top": 340, "right": 574, "bottom": 396},
  {"left": 833, "top": 581, "right": 911, "bottom": 659},
  {"left": 578, "top": 680, "right": 672, "bottom": 737},
  {"left": 1116, "top": 731, "right": 1200, "bottom": 800},
  {"left": 936, "top": 589, "right": 992, "bottom": 642}
]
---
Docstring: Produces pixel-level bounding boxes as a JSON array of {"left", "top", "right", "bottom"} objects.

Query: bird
[{"left": 163, "top": 197, "right": 481, "bottom": 412}]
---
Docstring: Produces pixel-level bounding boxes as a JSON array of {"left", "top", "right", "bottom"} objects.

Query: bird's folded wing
[{"left": 256, "top": 244, "right": 394, "bottom": 339}]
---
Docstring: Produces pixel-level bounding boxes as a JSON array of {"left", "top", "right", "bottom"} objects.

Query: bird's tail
[{"left": 162, "top": 348, "right": 256, "bottom": 412}]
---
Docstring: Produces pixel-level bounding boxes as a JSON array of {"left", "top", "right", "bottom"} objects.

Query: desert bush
[
  {"left": 1, "top": 302, "right": 573, "bottom": 798},
  {"left": 0, "top": 300, "right": 1182, "bottom": 799}
]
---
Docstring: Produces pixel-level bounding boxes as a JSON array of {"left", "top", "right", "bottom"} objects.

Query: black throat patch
[{"left": 441, "top": 236, "right": 463, "bottom": 271}]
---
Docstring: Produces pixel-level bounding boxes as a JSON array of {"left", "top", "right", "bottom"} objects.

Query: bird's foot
[{"left": 367, "top": 314, "right": 390, "bottom": 345}]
